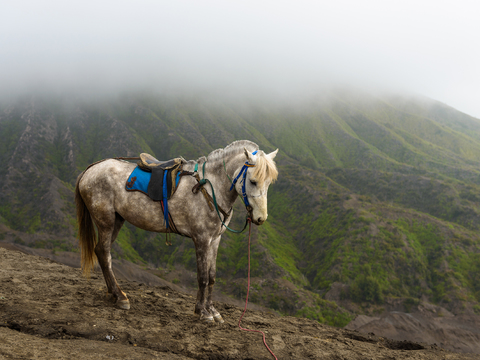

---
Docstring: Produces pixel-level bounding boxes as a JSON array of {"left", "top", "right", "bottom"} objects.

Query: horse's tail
[{"left": 75, "top": 171, "right": 97, "bottom": 278}]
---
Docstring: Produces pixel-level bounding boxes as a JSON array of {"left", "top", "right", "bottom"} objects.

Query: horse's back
[
  {"left": 79, "top": 159, "right": 133, "bottom": 198},
  {"left": 78, "top": 159, "right": 164, "bottom": 231}
]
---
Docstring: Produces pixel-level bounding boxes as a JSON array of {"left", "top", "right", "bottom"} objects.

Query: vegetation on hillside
[{"left": 1, "top": 90, "right": 480, "bottom": 326}]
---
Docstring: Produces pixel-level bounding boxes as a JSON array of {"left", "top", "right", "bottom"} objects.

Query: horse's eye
[{"left": 250, "top": 180, "right": 257, "bottom": 186}]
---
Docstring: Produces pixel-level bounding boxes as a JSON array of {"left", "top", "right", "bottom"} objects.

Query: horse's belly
[{"left": 115, "top": 189, "right": 168, "bottom": 232}]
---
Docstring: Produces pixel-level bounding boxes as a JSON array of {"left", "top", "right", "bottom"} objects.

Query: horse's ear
[
  {"left": 267, "top": 149, "right": 278, "bottom": 160},
  {"left": 244, "top": 147, "right": 253, "bottom": 161}
]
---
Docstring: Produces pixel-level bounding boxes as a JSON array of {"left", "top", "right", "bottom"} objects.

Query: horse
[{"left": 74, "top": 140, "right": 278, "bottom": 322}]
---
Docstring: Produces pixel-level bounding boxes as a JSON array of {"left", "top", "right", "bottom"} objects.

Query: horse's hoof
[
  {"left": 213, "top": 314, "right": 224, "bottom": 323},
  {"left": 116, "top": 299, "right": 130, "bottom": 310},
  {"left": 200, "top": 313, "right": 214, "bottom": 322}
]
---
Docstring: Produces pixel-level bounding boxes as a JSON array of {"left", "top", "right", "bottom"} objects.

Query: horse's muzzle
[
  {"left": 250, "top": 216, "right": 265, "bottom": 225},
  {"left": 246, "top": 206, "right": 266, "bottom": 225}
]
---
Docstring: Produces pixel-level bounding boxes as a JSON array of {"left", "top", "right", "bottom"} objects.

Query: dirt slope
[
  {"left": 346, "top": 311, "right": 480, "bottom": 354},
  {"left": 1, "top": 247, "right": 478, "bottom": 360}
]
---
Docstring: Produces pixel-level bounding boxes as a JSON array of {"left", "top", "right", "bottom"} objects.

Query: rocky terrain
[{"left": 2, "top": 245, "right": 480, "bottom": 359}]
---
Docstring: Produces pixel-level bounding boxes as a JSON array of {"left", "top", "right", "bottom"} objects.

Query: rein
[
  {"left": 192, "top": 150, "right": 258, "bottom": 234},
  {"left": 193, "top": 161, "right": 249, "bottom": 233},
  {"left": 238, "top": 219, "right": 278, "bottom": 360},
  {"left": 192, "top": 150, "right": 259, "bottom": 233}
]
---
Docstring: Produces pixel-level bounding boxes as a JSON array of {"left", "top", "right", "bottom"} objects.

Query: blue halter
[{"left": 229, "top": 150, "right": 258, "bottom": 208}]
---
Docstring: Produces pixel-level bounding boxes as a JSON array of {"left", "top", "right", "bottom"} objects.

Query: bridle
[
  {"left": 192, "top": 150, "right": 259, "bottom": 233},
  {"left": 192, "top": 149, "right": 260, "bottom": 233},
  {"left": 228, "top": 149, "right": 258, "bottom": 211}
]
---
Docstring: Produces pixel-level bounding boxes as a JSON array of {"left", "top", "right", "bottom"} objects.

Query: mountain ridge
[{"left": 1, "top": 90, "right": 480, "bottom": 338}]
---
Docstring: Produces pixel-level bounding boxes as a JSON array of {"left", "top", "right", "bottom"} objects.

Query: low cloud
[{"left": 1, "top": 0, "right": 479, "bottom": 116}]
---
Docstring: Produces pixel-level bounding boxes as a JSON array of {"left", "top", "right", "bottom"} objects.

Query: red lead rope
[{"left": 238, "top": 220, "right": 278, "bottom": 360}]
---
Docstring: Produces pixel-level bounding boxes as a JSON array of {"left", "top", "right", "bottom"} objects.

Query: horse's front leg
[
  {"left": 206, "top": 236, "right": 224, "bottom": 323},
  {"left": 193, "top": 238, "right": 214, "bottom": 322}
]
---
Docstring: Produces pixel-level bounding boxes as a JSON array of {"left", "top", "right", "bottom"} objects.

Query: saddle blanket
[{"left": 125, "top": 166, "right": 181, "bottom": 201}]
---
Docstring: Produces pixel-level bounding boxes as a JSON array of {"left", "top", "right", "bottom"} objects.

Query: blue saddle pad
[
  {"left": 125, "top": 166, "right": 181, "bottom": 199},
  {"left": 125, "top": 166, "right": 151, "bottom": 195},
  {"left": 125, "top": 165, "right": 183, "bottom": 231}
]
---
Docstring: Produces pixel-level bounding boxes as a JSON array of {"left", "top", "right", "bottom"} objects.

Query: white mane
[{"left": 251, "top": 150, "right": 278, "bottom": 184}]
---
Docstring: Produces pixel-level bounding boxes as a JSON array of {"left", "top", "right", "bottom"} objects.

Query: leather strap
[{"left": 192, "top": 173, "right": 231, "bottom": 219}]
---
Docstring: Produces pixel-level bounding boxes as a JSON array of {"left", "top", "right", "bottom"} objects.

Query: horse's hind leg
[{"left": 95, "top": 212, "right": 130, "bottom": 310}]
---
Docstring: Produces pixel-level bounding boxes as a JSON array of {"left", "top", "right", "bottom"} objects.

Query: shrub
[{"left": 350, "top": 270, "right": 384, "bottom": 304}]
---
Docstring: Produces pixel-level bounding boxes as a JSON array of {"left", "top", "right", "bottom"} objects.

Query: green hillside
[{"left": 1, "top": 90, "right": 480, "bottom": 326}]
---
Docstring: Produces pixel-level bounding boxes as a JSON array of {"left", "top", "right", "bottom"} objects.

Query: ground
[{"left": 1, "top": 247, "right": 479, "bottom": 360}]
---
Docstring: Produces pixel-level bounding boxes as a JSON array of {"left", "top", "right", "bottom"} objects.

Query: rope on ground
[{"left": 238, "top": 220, "right": 278, "bottom": 360}]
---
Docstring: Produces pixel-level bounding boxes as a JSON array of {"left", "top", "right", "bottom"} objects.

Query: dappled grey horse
[{"left": 75, "top": 140, "right": 278, "bottom": 322}]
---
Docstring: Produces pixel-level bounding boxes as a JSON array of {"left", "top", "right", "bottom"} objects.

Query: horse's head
[{"left": 235, "top": 148, "right": 278, "bottom": 225}]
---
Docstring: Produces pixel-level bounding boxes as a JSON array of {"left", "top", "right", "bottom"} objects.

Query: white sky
[{"left": 1, "top": 0, "right": 479, "bottom": 117}]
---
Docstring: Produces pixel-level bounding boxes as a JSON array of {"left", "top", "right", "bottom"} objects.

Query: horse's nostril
[{"left": 257, "top": 217, "right": 263, "bottom": 223}]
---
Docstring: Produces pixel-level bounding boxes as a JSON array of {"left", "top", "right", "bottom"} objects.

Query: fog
[{"left": 1, "top": 0, "right": 479, "bottom": 117}]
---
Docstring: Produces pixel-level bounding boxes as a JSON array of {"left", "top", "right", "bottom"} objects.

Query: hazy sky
[{"left": 1, "top": 0, "right": 479, "bottom": 117}]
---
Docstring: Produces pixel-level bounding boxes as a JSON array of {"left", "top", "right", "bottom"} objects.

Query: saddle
[
  {"left": 137, "top": 153, "right": 184, "bottom": 171},
  {"left": 126, "top": 153, "right": 186, "bottom": 201},
  {"left": 125, "top": 154, "right": 187, "bottom": 241}
]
